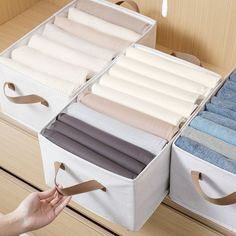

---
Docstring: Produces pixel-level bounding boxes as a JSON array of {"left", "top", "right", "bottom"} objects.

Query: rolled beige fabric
[
  {"left": 99, "top": 74, "right": 197, "bottom": 117},
  {"left": 11, "top": 46, "right": 88, "bottom": 83},
  {"left": 54, "top": 16, "right": 131, "bottom": 52},
  {"left": 91, "top": 83, "right": 185, "bottom": 126},
  {"left": 109, "top": 65, "right": 201, "bottom": 103},
  {"left": 80, "top": 93, "right": 178, "bottom": 141},
  {"left": 116, "top": 56, "right": 209, "bottom": 95},
  {"left": 0, "top": 57, "right": 80, "bottom": 97},
  {"left": 125, "top": 47, "right": 221, "bottom": 88},
  {"left": 76, "top": 0, "right": 149, "bottom": 34},
  {"left": 43, "top": 23, "right": 116, "bottom": 61},
  {"left": 68, "top": 8, "right": 141, "bottom": 42},
  {"left": 28, "top": 34, "right": 108, "bottom": 78}
]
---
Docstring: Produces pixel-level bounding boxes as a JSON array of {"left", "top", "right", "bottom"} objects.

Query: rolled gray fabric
[
  {"left": 58, "top": 113, "right": 155, "bottom": 165},
  {"left": 182, "top": 127, "right": 236, "bottom": 161},
  {"left": 43, "top": 129, "right": 137, "bottom": 179},
  {"left": 50, "top": 121, "right": 146, "bottom": 174}
]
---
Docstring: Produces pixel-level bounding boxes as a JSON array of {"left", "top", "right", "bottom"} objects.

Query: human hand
[{"left": 13, "top": 187, "right": 71, "bottom": 233}]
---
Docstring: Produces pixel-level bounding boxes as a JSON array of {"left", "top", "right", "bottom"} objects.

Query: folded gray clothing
[
  {"left": 182, "top": 126, "right": 236, "bottom": 161},
  {"left": 58, "top": 113, "right": 155, "bottom": 165},
  {"left": 50, "top": 121, "right": 146, "bottom": 174},
  {"left": 43, "top": 129, "right": 137, "bottom": 179}
]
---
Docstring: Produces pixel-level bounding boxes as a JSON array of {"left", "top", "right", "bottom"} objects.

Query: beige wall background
[{"left": 0, "top": 0, "right": 236, "bottom": 72}]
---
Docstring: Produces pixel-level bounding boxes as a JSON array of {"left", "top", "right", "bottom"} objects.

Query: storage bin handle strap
[
  {"left": 3, "top": 82, "right": 49, "bottom": 107},
  {"left": 54, "top": 162, "right": 106, "bottom": 196},
  {"left": 114, "top": 0, "right": 140, "bottom": 13},
  {"left": 191, "top": 171, "right": 236, "bottom": 205}
]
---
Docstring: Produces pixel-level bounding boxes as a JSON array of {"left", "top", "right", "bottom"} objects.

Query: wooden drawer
[
  {"left": 0, "top": 113, "right": 46, "bottom": 190},
  {"left": 0, "top": 169, "right": 112, "bottom": 236}
]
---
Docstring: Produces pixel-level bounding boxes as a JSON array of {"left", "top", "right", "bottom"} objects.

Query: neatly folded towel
[
  {"left": 68, "top": 8, "right": 141, "bottom": 42},
  {"left": 116, "top": 56, "right": 208, "bottom": 95},
  {"left": 211, "top": 96, "right": 236, "bottom": 112},
  {"left": 43, "top": 23, "right": 116, "bottom": 61},
  {"left": 58, "top": 113, "right": 157, "bottom": 164},
  {"left": 182, "top": 127, "right": 236, "bottom": 161},
  {"left": 81, "top": 93, "right": 178, "bottom": 141},
  {"left": 28, "top": 34, "right": 108, "bottom": 77},
  {"left": 206, "top": 103, "right": 236, "bottom": 121},
  {"left": 109, "top": 65, "right": 201, "bottom": 103},
  {"left": 54, "top": 16, "right": 130, "bottom": 52},
  {"left": 11, "top": 46, "right": 88, "bottom": 83},
  {"left": 175, "top": 136, "right": 236, "bottom": 174},
  {"left": 67, "top": 102, "right": 167, "bottom": 154},
  {"left": 43, "top": 129, "right": 137, "bottom": 179},
  {"left": 0, "top": 57, "right": 80, "bottom": 97},
  {"left": 190, "top": 116, "right": 236, "bottom": 146},
  {"left": 50, "top": 120, "right": 146, "bottom": 174},
  {"left": 217, "top": 87, "right": 236, "bottom": 101},
  {"left": 99, "top": 74, "right": 197, "bottom": 117},
  {"left": 92, "top": 83, "right": 185, "bottom": 126},
  {"left": 199, "top": 111, "right": 236, "bottom": 131},
  {"left": 76, "top": 0, "right": 149, "bottom": 34},
  {"left": 125, "top": 47, "right": 220, "bottom": 88}
]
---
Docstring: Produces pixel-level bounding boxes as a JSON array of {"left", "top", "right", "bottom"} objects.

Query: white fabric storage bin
[
  {"left": 39, "top": 134, "right": 171, "bottom": 231},
  {"left": 0, "top": 0, "right": 156, "bottom": 132},
  {"left": 38, "top": 44, "right": 221, "bottom": 231},
  {"left": 169, "top": 74, "right": 236, "bottom": 233}
]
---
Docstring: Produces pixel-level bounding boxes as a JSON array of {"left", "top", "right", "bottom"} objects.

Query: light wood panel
[
  {"left": 135, "top": 0, "right": 236, "bottom": 72},
  {"left": 0, "top": 0, "right": 39, "bottom": 25},
  {"left": 0, "top": 170, "right": 112, "bottom": 236}
]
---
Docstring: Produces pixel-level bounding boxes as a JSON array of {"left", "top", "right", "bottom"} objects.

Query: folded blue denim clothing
[
  {"left": 190, "top": 116, "right": 236, "bottom": 146},
  {"left": 181, "top": 127, "right": 236, "bottom": 161},
  {"left": 217, "top": 87, "right": 236, "bottom": 101},
  {"left": 175, "top": 136, "right": 236, "bottom": 174},
  {"left": 223, "top": 80, "right": 236, "bottom": 93},
  {"left": 211, "top": 96, "right": 236, "bottom": 112},
  {"left": 206, "top": 103, "right": 236, "bottom": 121},
  {"left": 199, "top": 111, "right": 236, "bottom": 131},
  {"left": 230, "top": 71, "right": 236, "bottom": 82}
]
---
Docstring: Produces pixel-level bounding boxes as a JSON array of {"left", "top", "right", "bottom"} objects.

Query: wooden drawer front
[
  {"left": 0, "top": 169, "right": 112, "bottom": 236},
  {"left": 0, "top": 116, "right": 46, "bottom": 189}
]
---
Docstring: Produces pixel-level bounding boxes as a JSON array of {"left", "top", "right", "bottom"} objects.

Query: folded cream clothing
[
  {"left": 67, "top": 102, "right": 167, "bottom": 154},
  {"left": 0, "top": 57, "right": 80, "bottom": 97},
  {"left": 54, "top": 17, "right": 131, "bottom": 52},
  {"left": 81, "top": 93, "right": 178, "bottom": 141},
  {"left": 99, "top": 74, "right": 197, "bottom": 117},
  {"left": 116, "top": 56, "right": 209, "bottom": 95},
  {"left": 68, "top": 8, "right": 141, "bottom": 42},
  {"left": 126, "top": 47, "right": 220, "bottom": 88},
  {"left": 11, "top": 46, "right": 88, "bottom": 83},
  {"left": 76, "top": 0, "right": 149, "bottom": 34},
  {"left": 28, "top": 34, "right": 108, "bottom": 77},
  {"left": 109, "top": 65, "right": 201, "bottom": 103},
  {"left": 43, "top": 23, "right": 116, "bottom": 61},
  {"left": 91, "top": 83, "right": 185, "bottom": 126}
]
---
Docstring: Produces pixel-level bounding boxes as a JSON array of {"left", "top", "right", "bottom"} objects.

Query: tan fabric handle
[
  {"left": 3, "top": 82, "right": 49, "bottom": 107},
  {"left": 171, "top": 52, "right": 202, "bottom": 67},
  {"left": 191, "top": 171, "right": 236, "bottom": 205},
  {"left": 114, "top": 0, "right": 140, "bottom": 13},
  {"left": 54, "top": 162, "right": 106, "bottom": 196}
]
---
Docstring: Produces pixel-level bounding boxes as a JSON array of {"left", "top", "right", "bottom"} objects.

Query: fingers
[
  {"left": 38, "top": 186, "right": 57, "bottom": 200},
  {"left": 54, "top": 196, "right": 72, "bottom": 216}
]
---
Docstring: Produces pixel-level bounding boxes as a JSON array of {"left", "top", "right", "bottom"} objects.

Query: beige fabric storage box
[{"left": 0, "top": 0, "right": 157, "bottom": 132}]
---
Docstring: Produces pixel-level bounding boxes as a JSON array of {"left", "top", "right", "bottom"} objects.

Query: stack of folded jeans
[{"left": 176, "top": 75, "right": 236, "bottom": 174}]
